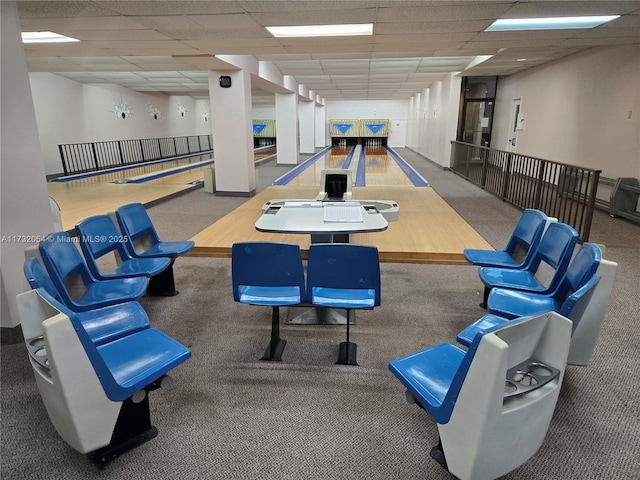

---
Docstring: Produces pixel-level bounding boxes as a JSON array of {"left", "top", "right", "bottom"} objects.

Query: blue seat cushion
[
  {"left": 488, "top": 288, "right": 558, "bottom": 320},
  {"left": 464, "top": 249, "right": 522, "bottom": 268},
  {"left": 389, "top": 343, "right": 466, "bottom": 416},
  {"left": 311, "top": 287, "right": 376, "bottom": 309},
  {"left": 100, "top": 257, "right": 170, "bottom": 279},
  {"left": 238, "top": 285, "right": 302, "bottom": 306},
  {"left": 74, "top": 276, "right": 148, "bottom": 311},
  {"left": 456, "top": 314, "right": 510, "bottom": 347},
  {"left": 134, "top": 240, "right": 195, "bottom": 258},
  {"left": 479, "top": 267, "right": 546, "bottom": 292},
  {"left": 95, "top": 328, "right": 191, "bottom": 402},
  {"left": 78, "top": 302, "right": 150, "bottom": 346}
]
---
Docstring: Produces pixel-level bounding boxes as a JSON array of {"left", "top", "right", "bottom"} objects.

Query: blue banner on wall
[
  {"left": 334, "top": 123, "right": 353, "bottom": 134},
  {"left": 365, "top": 123, "right": 385, "bottom": 134},
  {"left": 253, "top": 124, "right": 267, "bottom": 135}
]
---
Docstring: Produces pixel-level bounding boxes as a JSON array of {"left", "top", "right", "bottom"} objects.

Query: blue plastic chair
[
  {"left": 389, "top": 312, "right": 573, "bottom": 479},
  {"left": 75, "top": 215, "right": 170, "bottom": 281},
  {"left": 489, "top": 243, "right": 601, "bottom": 320},
  {"left": 457, "top": 243, "right": 602, "bottom": 347},
  {"left": 231, "top": 242, "right": 306, "bottom": 361},
  {"left": 464, "top": 209, "right": 548, "bottom": 269},
  {"left": 24, "top": 257, "right": 150, "bottom": 346},
  {"left": 306, "top": 244, "right": 381, "bottom": 365},
  {"left": 478, "top": 222, "right": 579, "bottom": 307},
  {"left": 17, "top": 287, "right": 190, "bottom": 467},
  {"left": 457, "top": 274, "right": 601, "bottom": 347},
  {"left": 115, "top": 203, "right": 195, "bottom": 295},
  {"left": 38, "top": 232, "right": 148, "bottom": 312}
]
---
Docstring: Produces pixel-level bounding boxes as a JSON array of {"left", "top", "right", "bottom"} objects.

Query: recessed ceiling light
[
  {"left": 485, "top": 15, "right": 619, "bottom": 32},
  {"left": 517, "top": 58, "right": 527, "bottom": 62},
  {"left": 266, "top": 24, "right": 373, "bottom": 38},
  {"left": 21, "top": 31, "right": 80, "bottom": 43}
]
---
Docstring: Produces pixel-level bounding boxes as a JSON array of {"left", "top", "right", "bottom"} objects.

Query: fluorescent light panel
[
  {"left": 267, "top": 24, "right": 373, "bottom": 38},
  {"left": 486, "top": 16, "right": 619, "bottom": 31},
  {"left": 22, "top": 31, "right": 80, "bottom": 43}
]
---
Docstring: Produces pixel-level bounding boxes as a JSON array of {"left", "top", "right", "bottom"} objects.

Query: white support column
[
  {"left": 208, "top": 69, "right": 255, "bottom": 195},
  {"left": 1, "top": 1, "right": 54, "bottom": 339},
  {"left": 275, "top": 92, "right": 299, "bottom": 165},
  {"left": 299, "top": 98, "right": 315, "bottom": 154},
  {"left": 315, "top": 98, "right": 326, "bottom": 148}
]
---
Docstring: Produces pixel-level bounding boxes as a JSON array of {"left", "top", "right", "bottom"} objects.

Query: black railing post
[
  {"left": 533, "top": 160, "right": 546, "bottom": 209},
  {"left": 581, "top": 170, "right": 601, "bottom": 242},
  {"left": 117, "top": 140, "right": 124, "bottom": 167},
  {"left": 58, "top": 145, "right": 69, "bottom": 175},
  {"left": 90, "top": 143, "right": 99, "bottom": 171},
  {"left": 480, "top": 146, "right": 488, "bottom": 188},
  {"left": 465, "top": 143, "right": 471, "bottom": 178},
  {"left": 501, "top": 153, "right": 512, "bottom": 200}
]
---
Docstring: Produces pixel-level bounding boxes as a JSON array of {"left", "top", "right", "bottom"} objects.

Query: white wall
[
  {"left": 29, "top": 73, "right": 213, "bottom": 176},
  {"left": 253, "top": 105, "right": 276, "bottom": 119},
  {"left": 492, "top": 45, "right": 640, "bottom": 179},
  {"left": 1, "top": 2, "right": 54, "bottom": 331},
  {"left": 325, "top": 99, "right": 409, "bottom": 147},
  {"left": 406, "top": 74, "right": 462, "bottom": 167}
]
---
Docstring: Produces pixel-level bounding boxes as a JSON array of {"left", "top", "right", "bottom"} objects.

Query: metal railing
[
  {"left": 450, "top": 141, "right": 601, "bottom": 241},
  {"left": 58, "top": 135, "right": 213, "bottom": 176}
]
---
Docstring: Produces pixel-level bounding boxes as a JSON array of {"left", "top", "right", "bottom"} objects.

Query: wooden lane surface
[
  {"left": 285, "top": 146, "right": 415, "bottom": 188},
  {"left": 189, "top": 185, "right": 493, "bottom": 264},
  {"left": 60, "top": 156, "right": 210, "bottom": 185},
  {"left": 141, "top": 166, "right": 209, "bottom": 185},
  {"left": 363, "top": 146, "right": 414, "bottom": 187},
  {"left": 287, "top": 146, "right": 351, "bottom": 186},
  {"left": 49, "top": 182, "right": 194, "bottom": 231}
]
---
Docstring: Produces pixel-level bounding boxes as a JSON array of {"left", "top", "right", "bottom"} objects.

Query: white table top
[{"left": 255, "top": 201, "right": 388, "bottom": 235}]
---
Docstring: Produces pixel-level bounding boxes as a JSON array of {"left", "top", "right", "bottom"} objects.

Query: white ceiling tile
[
  {"left": 20, "top": 16, "right": 147, "bottom": 31},
  {"left": 376, "top": 4, "right": 513, "bottom": 23},
  {"left": 16, "top": 0, "right": 640, "bottom": 100}
]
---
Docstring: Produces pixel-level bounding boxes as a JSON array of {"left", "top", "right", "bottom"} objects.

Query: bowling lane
[
  {"left": 54, "top": 156, "right": 208, "bottom": 185},
  {"left": 286, "top": 145, "right": 352, "bottom": 186},
  {"left": 361, "top": 146, "right": 415, "bottom": 187}
]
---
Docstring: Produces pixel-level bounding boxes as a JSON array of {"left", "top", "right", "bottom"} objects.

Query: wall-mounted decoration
[
  {"left": 360, "top": 119, "right": 390, "bottom": 137},
  {"left": 147, "top": 103, "right": 162, "bottom": 120},
  {"left": 176, "top": 102, "right": 187, "bottom": 117},
  {"left": 329, "top": 119, "right": 358, "bottom": 137},
  {"left": 252, "top": 119, "right": 276, "bottom": 138},
  {"left": 201, "top": 111, "right": 210, "bottom": 122},
  {"left": 112, "top": 98, "right": 133, "bottom": 119}
]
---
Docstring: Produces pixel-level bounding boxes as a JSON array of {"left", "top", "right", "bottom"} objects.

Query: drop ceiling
[{"left": 17, "top": 1, "right": 640, "bottom": 103}]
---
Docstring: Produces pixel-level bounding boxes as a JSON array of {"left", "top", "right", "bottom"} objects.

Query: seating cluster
[
  {"left": 387, "top": 209, "right": 617, "bottom": 479},
  {"left": 18, "top": 203, "right": 194, "bottom": 467}
]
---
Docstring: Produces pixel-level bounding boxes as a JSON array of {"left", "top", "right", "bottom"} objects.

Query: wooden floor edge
[{"left": 187, "top": 247, "right": 469, "bottom": 265}]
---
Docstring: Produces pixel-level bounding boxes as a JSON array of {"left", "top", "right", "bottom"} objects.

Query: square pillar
[
  {"left": 299, "top": 99, "right": 315, "bottom": 154},
  {"left": 208, "top": 69, "right": 255, "bottom": 195},
  {"left": 275, "top": 92, "right": 298, "bottom": 165}
]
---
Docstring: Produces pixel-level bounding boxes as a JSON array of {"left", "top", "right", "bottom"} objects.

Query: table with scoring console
[{"left": 255, "top": 200, "right": 391, "bottom": 324}]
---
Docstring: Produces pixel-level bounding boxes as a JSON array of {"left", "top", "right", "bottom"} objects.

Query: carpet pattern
[{"left": 1, "top": 151, "right": 638, "bottom": 479}]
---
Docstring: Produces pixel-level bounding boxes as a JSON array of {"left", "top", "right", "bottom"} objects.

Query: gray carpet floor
[{"left": 2, "top": 149, "right": 638, "bottom": 479}]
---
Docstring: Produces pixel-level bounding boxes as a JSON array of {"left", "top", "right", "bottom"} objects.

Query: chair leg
[
  {"left": 337, "top": 309, "right": 358, "bottom": 366},
  {"left": 146, "top": 259, "right": 179, "bottom": 296},
  {"left": 261, "top": 306, "right": 286, "bottom": 361},
  {"left": 86, "top": 394, "right": 158, "bottom": 468},
  {"left": 480, "top": 285, "right": 490, "bottom": 309},
  {"left": 429, "top": 437, "right": 449, "bottom": 472}
]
